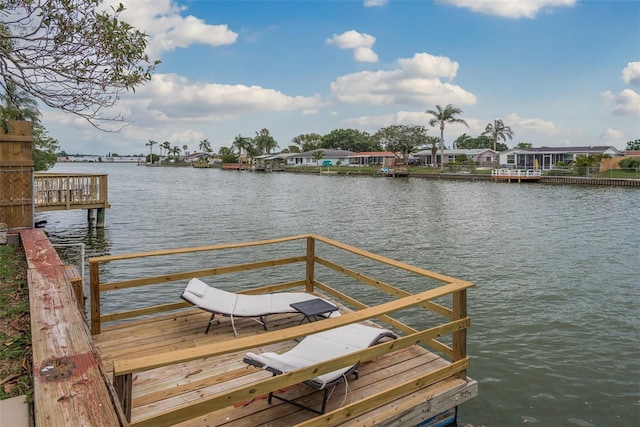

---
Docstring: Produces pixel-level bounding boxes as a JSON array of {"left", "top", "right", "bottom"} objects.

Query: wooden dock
[
  {"left": 21, "top": 231, "right": 477, "bottom": 426},
  {"left": 492, "top": 168, "right": 542, "bottom": 182},
  {"left": 33, "top": 173, "right": 110, "bottom": 226}
]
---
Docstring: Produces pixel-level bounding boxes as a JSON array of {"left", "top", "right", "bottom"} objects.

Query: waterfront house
[
  {"left": 412, "top": 149, "right": 498, "bottom": 167},
  {"left": 498, "top": 146, "right": 622, "bottom": 170},
  {"left": 286, "top": 149, "right": 356, "bottom": 166},
  {"left": 348, "top": 151, "right": 396, "bottom": 166}
]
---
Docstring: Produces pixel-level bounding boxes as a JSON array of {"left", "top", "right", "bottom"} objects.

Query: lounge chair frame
[{"left": 243, "top": 323, "right": 397, "bottom": 414}]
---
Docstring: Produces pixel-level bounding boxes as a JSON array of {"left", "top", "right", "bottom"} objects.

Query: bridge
[{"left": 34, "top": 173, "right": 110, "bottom": 227}]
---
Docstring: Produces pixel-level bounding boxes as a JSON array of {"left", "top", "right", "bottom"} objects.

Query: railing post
[
  {"left": 90, "top": 260, "right": 101, "bottom": 334},
  {"left": 306, "top": 236, "right": 315, "bottom": 292},
  {"left": 452, "top": 289, "right": 467, "bottom": 379},
  {"left": 113, "top": 372, "right": 132, "bottom": 422}
]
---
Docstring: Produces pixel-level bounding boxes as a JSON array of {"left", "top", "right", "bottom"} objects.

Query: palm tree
[
  {"left": 425, "top": 104, "right": 468, "bottom": 169},
  {"left": 312, "top": 150, "right": 325, "bottom": 167},
  {"left": 199, "top": 138, "right": 212, "bottom": 153},
  {"left": 425, "top": 136, "right": 441, "bottom": 166},
  {"left": 169, "top": 146, "right": 181, "bottom": 160},
  {"left": 161, "top": 141, "right": 171, "bottom": 163},
  {"left": 454, "top": 133, "right": 473, "bottom": 149},
  {"left": 482, "top": 119, "right": 514, "bottom": 151},
  {"left": 145, "top": 140, "right": 158, "bottom": 164}
]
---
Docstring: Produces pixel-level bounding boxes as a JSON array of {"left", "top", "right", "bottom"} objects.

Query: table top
[{"left": 290, "top": 298, "right": 338, "bottom": 317}]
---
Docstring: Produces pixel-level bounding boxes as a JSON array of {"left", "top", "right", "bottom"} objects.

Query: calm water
[{"left": 43, "top": 162, "right": 639, "bottom": 427}]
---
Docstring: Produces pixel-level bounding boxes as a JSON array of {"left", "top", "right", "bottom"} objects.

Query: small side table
[{"left": 290, "top": 299, "right": 338, "bottom": 324}]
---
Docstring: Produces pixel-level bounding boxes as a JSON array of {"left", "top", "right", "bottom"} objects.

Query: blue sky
[{"left": 43, "top": 0, "right": 640, "bottom": 155}]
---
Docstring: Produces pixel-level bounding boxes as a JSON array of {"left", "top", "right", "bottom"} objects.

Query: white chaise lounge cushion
[
  {"left": 244, "top": 323, "right": 396, "bottom": 389},
  {"left": 182, "top": 278, "right": 341, "bottom": 320}
]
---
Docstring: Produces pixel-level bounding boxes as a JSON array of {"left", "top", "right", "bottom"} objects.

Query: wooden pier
[
  {"left": 19, "top": 231, "right": 478, "bottom": 426},
  {"left": 34, "top": 173, "right": 110, "bottom": 227},
  {"left": 492, "top": 168, "right": 542, "bottom": 183}
]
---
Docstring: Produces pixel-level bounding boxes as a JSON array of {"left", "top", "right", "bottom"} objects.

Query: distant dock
[{"left": 492, "top": 168, "right": 542, "bottom": 183}]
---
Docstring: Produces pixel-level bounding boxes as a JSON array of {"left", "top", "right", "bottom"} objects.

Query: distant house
[
  {"left": 253, "top": 153, "right": 290, "bottom": 171},
  {"left": 498, "top": 146, "right": 622, "bottom": 170},
  {"left": 348, "top": 151, "right": 396, "bottom": 166},
  {"left": 412, "top": 149, "right": 498, "bottom": 167},
  {"left": 286, "top": 149, "right": 355, "bottom": 166}
]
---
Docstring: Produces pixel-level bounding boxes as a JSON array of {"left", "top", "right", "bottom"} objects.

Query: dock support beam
[{"left": 96, "top": 208, "right": 105, "bottom": 228}]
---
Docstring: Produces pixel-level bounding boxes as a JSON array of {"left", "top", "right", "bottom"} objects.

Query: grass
[{"left": 0, "top": 245, "right": 32, "bottom": 402}]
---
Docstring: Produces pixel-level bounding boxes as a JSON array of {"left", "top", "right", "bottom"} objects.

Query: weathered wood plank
[{"left": 20, "top": 229, "right": 123, "bottom": 427}]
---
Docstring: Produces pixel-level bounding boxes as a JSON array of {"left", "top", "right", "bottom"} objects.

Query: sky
[{"left": 41, "top": 0, "right": 640, "bottom": 155}]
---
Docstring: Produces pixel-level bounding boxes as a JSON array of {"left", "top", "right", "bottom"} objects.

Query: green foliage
[
  {"left": 145, "top": 153, "right": 159, "bottom": 163},
  {"left": 254, "top": 128, "right": 278, "bottom": 154},
  {"left": 625, "top": 139, "right": 640, "bottom": 151},
  {"left": 291, "top": 133, "right": 322, "bottom": 152},
  {"left": 371, "top": 125, "right": 428, "bottom": 162},
  {"left": 516, "top": 142, "right": 533, "bottom": 149},
  {"left": 0, "top": 245, "right": 32, "bottom": 402},
  {"left": 482, "top": 119, "right": 514, "bottom": 151},
  {"left": 619, "top": 157, "right": 640, "bottom": 169},
  {"left": 321, "top": 128, "right": 376, "bottom": 152},
  {"left": 32, "top": 122, "right": 59, "bottom": 171},
  {"left": 0, "top": 0, "right": 159, "bottom": 128}
]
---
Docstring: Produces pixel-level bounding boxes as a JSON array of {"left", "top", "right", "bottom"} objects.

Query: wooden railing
[
  {"left": 34, "top": 173, "right": 109, "bottom": 211},
  {"left": 491, "top": 168, "right": 542, "bottom": 177},
  {"left": 88, "top": 234, "right": 474, "bottom": 426}
]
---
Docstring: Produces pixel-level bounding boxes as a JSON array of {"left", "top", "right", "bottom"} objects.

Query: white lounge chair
[
  {"left": 181, "top": 278, "right": 339, "bottom": 335},
  {"left": 243, "top": 323, "right": 397, "bottom": 414}
]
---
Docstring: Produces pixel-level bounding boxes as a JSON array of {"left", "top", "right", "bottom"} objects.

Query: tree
[
  {"left": 425, "top": 136, "right": 442, "bottom": 166},
  {"left": 231, "top": 135, "right": 259, "bottom": 159},
  {"left": 32, "top": 122, "right": 59, "bottom": 171},
  {"left": 425, "top": 104, "right": 468, "bottom": 169},
  {"left": 161, "top": 141, "right": 171, "bottom": 162},
  {"left": 145, "top": 140, "right": 157, "bottom": 164},
  {"left": 312, "top": 150, "right": 325, "bottom": 167},
  {"left": 482, "top": 119, "right": 514, "bottom": 152},
  {"left": 199, "top": 139, "right": 212, "bottom": 153},
  {"left": 626, "top": 139, "right": 640, "bottom": 151},
  {"left": 254, "top": 128, "right": 278, "bottom": 154},
  {"left": 218, "top": 146, "right": 238, "bottom": 163},
  {"left": 454, "top": 133, "right": 473, "bottom": 149},
  {"left": 0, "top": 0, "right": 159, "bottom": 129},
  {"left": 371, "top": 125, "right": 428, "bottom": 165},
  {"left": 516, "top": 142, "right": 533, "bottom": 149},
  {"left": 169, "top": 146, "right": 181, "bottom": 160},
  {"left": 292, "top": 133, "right": 322, "bottom": 152},
  {"left": 0, "top": 82, "right": 40, "bottom": 132},
  {"left": 321, "top": 128, "right": 376, "bottom": 152}
]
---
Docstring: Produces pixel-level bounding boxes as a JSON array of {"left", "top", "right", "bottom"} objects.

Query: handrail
[{"left": 33, "top": 172, "right": 109, "bottom": 210}]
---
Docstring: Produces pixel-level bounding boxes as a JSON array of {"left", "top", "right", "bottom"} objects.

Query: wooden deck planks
[{"left": 96, "top": 305, "right": 475, "bottom": 427}]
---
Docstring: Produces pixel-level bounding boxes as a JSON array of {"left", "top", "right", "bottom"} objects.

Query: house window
[{"left": 507, "top": 155, "right": 515, "bottom": 164}]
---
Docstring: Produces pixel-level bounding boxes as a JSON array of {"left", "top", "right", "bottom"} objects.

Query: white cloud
[
  {"left": 364, "top": 0, "right": 388, "bottom": 6},
  {"left": 622, "top": 62, "right": 640, "bottom": 86},
  {"left": 330, "top": 52, "right": 475, "bottom": 106},
  {"left": 107, "top": 0, "right": 238, "bottom": 57},
  {"left": 436, "top": 0, "right": 577, "bottom": 19},
  {"left": 327, "top": 30, "right": 378, "bottom": 63},
  {"left": 503, "top": 113, "right": 559, "bottom": 135},
  {"left": 602, "top": 89, "right": 640, "bottom": 115},
  {"left": 132, "top": 74, "right": 321, "bottom": 121},
  {"left": 600, "top": 128, "right": 626, "bottom": 142}
]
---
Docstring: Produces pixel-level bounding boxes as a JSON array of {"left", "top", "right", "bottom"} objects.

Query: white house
[
  {"left": 412, "top": 149, "right": 498, "bottom": 166},
  {"left": 498, "top": 146, "right": 622, "bottom": 170},
  {"left": 286, "top": 149, "right": 355, "bottom": 167}
]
